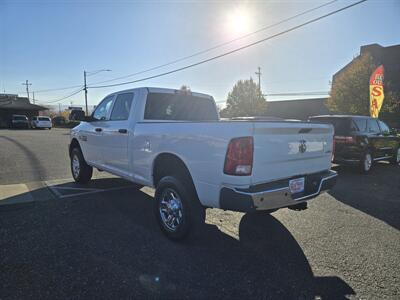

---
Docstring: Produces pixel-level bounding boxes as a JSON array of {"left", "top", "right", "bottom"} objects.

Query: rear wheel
[
  {"left": 360, "top": 151, "right": 372, "bottom": 174},
  {"left": 70, "top": 147, "right": 93, "bottom": 184},
  {"left": 389, "top": 148, "right": 400, "bottom": 166},
  {"left": 154, "top": 176, "right": 205, "bottom": 241}
]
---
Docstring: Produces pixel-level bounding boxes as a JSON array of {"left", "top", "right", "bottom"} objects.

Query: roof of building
[
  {"left": 264, "top": 98, "right": 330, "bottom": 120},
  {"left": 333, "top": 43, "right": 400, "bottom": 80},
  {"left": 0, "top": 94, "right": 47, "bottom": 111}
]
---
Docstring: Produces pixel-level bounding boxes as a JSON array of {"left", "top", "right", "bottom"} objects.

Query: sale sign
[{"left": 369, "top": 65, "right": 385, "bottom": 118}]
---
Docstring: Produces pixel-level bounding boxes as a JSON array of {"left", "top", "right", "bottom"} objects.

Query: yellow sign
[{"left": 369, "top": 65, "right": 384, "bottom": 118}]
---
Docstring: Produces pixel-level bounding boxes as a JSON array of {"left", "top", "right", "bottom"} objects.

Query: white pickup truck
[{"left": 69, "top": 87, "right": 337, "bottom": 240}]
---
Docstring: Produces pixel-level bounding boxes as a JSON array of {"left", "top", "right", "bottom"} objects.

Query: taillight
[
  {"left": 224, "top": 137, "right": 253, "bottom": 176},
  {"left": 334, "top": 136, "right": 355, "bottom": 144}
]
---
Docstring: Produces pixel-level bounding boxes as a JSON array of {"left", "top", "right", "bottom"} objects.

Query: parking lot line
[{"left": 45, "top": 179, "right": 136, "bottom": 199}]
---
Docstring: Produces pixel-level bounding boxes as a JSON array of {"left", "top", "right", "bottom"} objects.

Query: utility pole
[
  {"left": 83, "top": 71, "right": 88, "bottom": 116},
  {"left": 58, "top": 103, "right": 61, "bottom": 115},
  {"left": 21, "top": 80, "right": 32, "bottom": 100},
  {"left": 255, "top": 67, "right": 262, "bottom": 96},
  {"left": 83, "top": 69, "right": 111, "bottom": 116},
  {"left": 32, "top": 91, "right": 35, "bottom": 104}
]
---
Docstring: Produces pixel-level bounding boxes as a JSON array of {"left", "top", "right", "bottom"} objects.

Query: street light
[{"left": 83, "top": 69, "right": 111, "bottom": 116}]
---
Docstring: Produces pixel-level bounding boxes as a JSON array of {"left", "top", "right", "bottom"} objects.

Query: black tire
[
  {"left": 154, "top": 176, "right": 205, "bottom": 241},
  {"left": 359, "top": 151, "right": 373, "bottom": 174},
  {"left": 389, "top": 147, "right": 400, "bottom": 165},
  {"left": 70, "top": 147, "right": 93, "bottom": 184}
]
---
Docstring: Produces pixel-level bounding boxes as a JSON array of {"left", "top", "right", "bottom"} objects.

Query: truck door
[
  {"left": 377, "top": 120, "right": 396, "bottom": 158},
  {"left": 367, "top": 118, "right": 385, "bottom": 158},
  {"left": 80, "top": 95, "right": 115, "bottom": 165},
  {"left": 101, "top": 92, "right": 135, "bottom": 175}
]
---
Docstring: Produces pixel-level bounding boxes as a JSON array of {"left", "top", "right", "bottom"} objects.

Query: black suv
[{"left": 310, "top": 115, "right": 400, "bottom": 173}]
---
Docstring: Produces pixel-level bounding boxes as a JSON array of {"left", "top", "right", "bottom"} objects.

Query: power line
[
  {"left": 39, "top": 87, "right": 84, "bottom": 104},
  {"left": 19, "top": 0, "right": 338, "bottom": 96},
  {"left": 89, "top": 0, "right": 368, "bottom": 90},
  {"left": 33, "top": 85, "right": 83, "bottom": 94},
  {"left": 89, "top": 0, "right": 339, "bottom": 86}
]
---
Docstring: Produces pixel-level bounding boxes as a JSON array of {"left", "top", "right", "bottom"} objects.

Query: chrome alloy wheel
[
  {"left": 364, "top": 153, "right": 372, "bottom": 171},
  {"left": 72, "top": 154, "right": 80, "bottom": 178},
  {"left": 159, "top": 188, "right": 184, "bottom": 232}
]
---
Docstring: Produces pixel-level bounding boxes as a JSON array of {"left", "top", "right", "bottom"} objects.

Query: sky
[{"left": 1, "top": 0, "right": 399, "bottom": 108}]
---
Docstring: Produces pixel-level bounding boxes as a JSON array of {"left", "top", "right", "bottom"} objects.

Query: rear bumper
[
  {"left": 34, "top": 123, "right": 52, "bottom": 128},
  {"left": 219, "top": 170, "right": 337, "bottom": 212}
]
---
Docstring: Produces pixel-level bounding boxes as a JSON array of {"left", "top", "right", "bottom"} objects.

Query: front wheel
[
  {"left": 389, "top": 148, "right": 400, "bottom": 166},
  {"left": 154, "top": 176, "right": 205, "bottom": 241},
  {"left": 359, "top": 151, "right": 372, "bottom": 174},
  {"left": 70, "top": 148, "right": 93, "bottom": 184}
]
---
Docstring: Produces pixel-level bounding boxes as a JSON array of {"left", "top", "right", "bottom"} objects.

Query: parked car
[
  {"left": 9, "top": 114, "right": 29, "bottom": 129},
  {"left": 309, "top": 115, "right": 400, "bottom": 173},
  {"left": 52, "top": 116, "right": 66, "bottom": 126},
  {"left": 69, "top": 87, "right": 337, "bottom": 240},
  {"left": 69, "top": 109, "right": 85, "bottom": 121},
  {"left": 31, "top": 116, "right": 52, "bottom": 129}
]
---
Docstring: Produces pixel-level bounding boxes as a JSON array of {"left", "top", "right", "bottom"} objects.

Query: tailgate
[{"left": 251, "top": 122, "right": 333, "bottom": 185}]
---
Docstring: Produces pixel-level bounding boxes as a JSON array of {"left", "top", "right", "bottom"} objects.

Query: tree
[
  {"left": 220, "top": 78, "right": 267, "bottom": 118},
  {"left": 180, "top": 85, "right": 191, "bottom": 92},
  {"left": 328, "top": 53, "right": 399, "bottom": 115}
]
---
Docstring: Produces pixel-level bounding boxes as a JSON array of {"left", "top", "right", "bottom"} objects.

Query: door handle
[
  {"left": 118, "top": 129, "right": 128, "bottom": 134},
  {"left": 95, "top": 128, "right": 102, "bottom": 132}
]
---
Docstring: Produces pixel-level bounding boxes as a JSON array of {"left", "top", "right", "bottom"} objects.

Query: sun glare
[{"left": 225, "top": 7, "right": 253, "bottom": 37}]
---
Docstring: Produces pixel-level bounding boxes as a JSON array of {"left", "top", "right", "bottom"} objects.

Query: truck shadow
[
  {"left": 330, "top": 163, "right": 400, "bottom": 230},
  {"left": 0, "top": 183, "right": 354, "bottom": 299}
]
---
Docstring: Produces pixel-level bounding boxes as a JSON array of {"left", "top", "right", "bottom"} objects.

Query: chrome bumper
[{"left": 219, "top": 170, "right": 338, "bottom": 212}]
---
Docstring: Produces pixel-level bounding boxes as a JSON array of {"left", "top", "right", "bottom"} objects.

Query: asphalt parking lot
[{"left": 0, "top": 128, "right": 399, "bottom": 299}]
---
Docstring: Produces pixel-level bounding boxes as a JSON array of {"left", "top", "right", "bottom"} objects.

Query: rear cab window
[
  {"left": 39, "top": 117, "right": 50, "bottom": 121},
  {"left": 353, "top": 118, "right": 367, "bottom": 132},
  {"left": 144, "top": 92, "right": 218, "bottom": 121},
  {"left": 13, "top": 116, "right": 27, "bottom": 121},
  {"left": 310, "top": 117, "right": 351, "bottom": 135}
]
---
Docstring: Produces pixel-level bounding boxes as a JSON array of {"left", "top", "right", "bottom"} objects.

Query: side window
[
  {"left": 110, "top": 93, "right": 134, "bottom": 121},
  {"left": 353, "top": 119, "right": 367, "bottom": 132},
  {"left": 378, "top": 120, "right": 390, "bottom": 134},
  {"left": 92, "top": 96, "right": 114, "bottom": 121},
  {"left": 350, "top": 121, "right": 358, "bottom": 132},
  {"left": 367, "top": 119, "right": 381, "bottom": 134}
]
